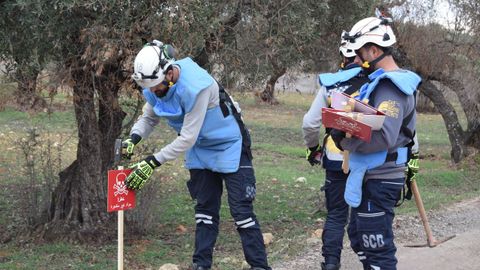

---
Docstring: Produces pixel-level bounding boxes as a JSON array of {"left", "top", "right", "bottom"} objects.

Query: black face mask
[
  {"left": 153, "top": 80, "right": 173, "bottom": 98},
  {"left": 362, "top": 61, "right": 377, "bottom": 75},
  {"left": 357, "top": 46, "right": 390, "bottom": 75}
]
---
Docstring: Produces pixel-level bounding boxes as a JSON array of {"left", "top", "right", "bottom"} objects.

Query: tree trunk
[
  {"left": 416, "top": 91, "right": 436, "bottom": 113},
  {"left": 394, "top": 45, "right": 472, "bottom": 163},
  {"left": 420, "top": 80, "right": 467, "bottom": 162},
  {"left": 441, "top": 78, "right": 480, "bottom": 133},
  {"left": 13, "top": 68, "right": 47, "bottom": 111},
  {"left": 440, "top": 77, "right": 480, "bottom": 150},
  {"left": 43, "top": 66, "right": 125, "bottom": 243},
  {"left": 259, "top": 56, "right": 286, "bottom": 104}
]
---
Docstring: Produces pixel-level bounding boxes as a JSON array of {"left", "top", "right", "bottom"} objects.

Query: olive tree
[{"left": 391, "top": 1, "right": 480, "bottom": 162}]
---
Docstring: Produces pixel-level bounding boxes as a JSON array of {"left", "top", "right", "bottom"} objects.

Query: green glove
[
  {"left": 405, "top": 153, "right": 419, "bottom": 200},
  {"left": 407, "top": 153, "right": 419, "bottom": 180},
  {"left": 306, "top": 145, "right": 322, "bottom": 166},
  {"left": 122, "top": 134, "right": 142, "bottom": 159},
  {"left": 125, "top": 155, "right": 161, "bottom": 190}
]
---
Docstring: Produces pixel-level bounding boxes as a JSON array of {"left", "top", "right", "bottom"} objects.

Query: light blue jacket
[
  {"left": 344, "top": 68, "right": 421, "bottom": 207},
  {"left": 143, "top": 58, "right": 242, "bottom": 173}
]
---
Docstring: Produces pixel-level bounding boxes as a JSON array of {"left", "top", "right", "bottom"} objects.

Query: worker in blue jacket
[
  {"left": 332, "top": 16, "right": 421, "bottom": 270},
  {"left": 302, "top": 35, "right": 368, "bottom": 270},
  {"left": 123, "top": 40, "right": 271, "bottom": 270}
]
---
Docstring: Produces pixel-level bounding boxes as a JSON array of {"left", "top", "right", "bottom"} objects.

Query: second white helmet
[
  {"left": 132, "top": 42, "right": 176, "bottom": 88},
  {"left": 343, "top": 17, "right": 396, "bottom": 51},
  {"left": 339, "top": 36, "right": 356, "bottom": 58}
]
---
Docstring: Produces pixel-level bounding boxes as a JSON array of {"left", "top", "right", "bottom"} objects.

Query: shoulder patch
[{"left": 378, "top": 100, "right": 400, "bottom": 118}]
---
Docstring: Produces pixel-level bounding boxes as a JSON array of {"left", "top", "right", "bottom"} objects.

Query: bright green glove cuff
[
  {"left": 125, "top": 156, "right": 160, "bottom": 190},
  {"left": 408, "top": 155, "right": 419, "bottom": 173},
  {"left": 122, "top": 139, "right": 135, "bottom": 159},
  {"left": 406, "top": 153, "right": 419, "bottom": 181}
]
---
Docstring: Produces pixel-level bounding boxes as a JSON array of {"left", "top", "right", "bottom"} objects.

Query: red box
[{"left": 322, "top": 108, "right": 375, "bottom": 142}]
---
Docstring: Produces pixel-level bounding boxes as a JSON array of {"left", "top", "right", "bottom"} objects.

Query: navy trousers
[
  {"left": 187, "top": 152, "right": 270, "bottom": 269},
  {"left": 322, "top": 170, "right": 349, "bottom": 265},
  {"left": 347, "top": 177, "right": 404, "bottom": 270}
]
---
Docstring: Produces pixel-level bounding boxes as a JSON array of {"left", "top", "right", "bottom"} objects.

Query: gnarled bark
[
  {"left": 43, "top": 63, "right": 126, "bottom": 243},
  {"left": 259, "top": 55, "right": 286, "bottom": 104},
  {"left": 420, "top": 80, "right": 467, "bottom": 162},
  {"left": 13, "top": 69, "right": 47, "bottom": 112}
]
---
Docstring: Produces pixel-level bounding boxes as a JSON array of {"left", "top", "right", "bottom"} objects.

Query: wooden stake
[{"left": 118, "top": 165, "right": 124, "bottom": 270}]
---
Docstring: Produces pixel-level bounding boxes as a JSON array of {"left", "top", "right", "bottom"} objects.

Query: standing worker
[
  {"left": 332, "top": 16, "right": 421, "bottom": 270},
  {"left": 123, "top": 40, "right": 271, "bottom": 270},
  {"left": 302, "top": 36, "right": 368, "bottom": 270}
]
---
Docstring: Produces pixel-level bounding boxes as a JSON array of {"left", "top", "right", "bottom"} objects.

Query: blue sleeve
[{"left": 341, "top": 80, "right": 409, "bottom": 153}]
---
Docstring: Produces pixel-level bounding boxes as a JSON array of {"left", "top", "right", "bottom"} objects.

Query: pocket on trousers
[
  {"left": 381, "top": 180, "right": 405, "bottom": 204},
  {"left": 357, "top": 211, "right": 388, "bottom": 251}
]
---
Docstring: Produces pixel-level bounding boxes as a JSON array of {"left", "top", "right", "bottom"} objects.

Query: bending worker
[
  {"left": 331, "top": 16, "right": 421, "bottom": 270},
  {"left": 302, "top": 35, "right": 368, "bottom": 270},
  {"left": 123, "top": 40, "right": 271, "bottom": 270}
]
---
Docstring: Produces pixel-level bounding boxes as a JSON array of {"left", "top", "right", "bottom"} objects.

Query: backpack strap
[{"left": 217, "top": 80, "right": 253, "bottom": 160}]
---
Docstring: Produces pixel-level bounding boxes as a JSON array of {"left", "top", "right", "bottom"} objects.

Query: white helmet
[
  {"left": 342, "top": 17, "right": 396, "bottom": 51},
  {"left": 132, "top": 41, "right": 176, "bottom": 88},
  {"left": 339, "top": 36, "right": 356, "bottom": 58}
]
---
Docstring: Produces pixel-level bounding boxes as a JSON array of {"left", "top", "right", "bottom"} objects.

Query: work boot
[
  {"left": 321, "top": 262, "right": 341, "bottom": 270},
  {"left": 192, "top": 263, "right": 210, "bottom": 270}
]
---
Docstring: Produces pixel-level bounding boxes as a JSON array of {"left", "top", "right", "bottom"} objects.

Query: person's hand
[
  {"left": 122, "top": 134, "right": 142, "bottom": 159},
  {"left": 405, "top": 152, "right": 419, "bottom": 200},
  {"left": 330, "top": 129, "right": 346, "bottom": 151},
  {"left": 125, "top": 155, "right": 161, "bottom": 190},
  {"left": 407, "top": 153, "right": 419, "bottom": 180},
  {"left": 306, "top": 145, "right": 322, "bottom": 166}
]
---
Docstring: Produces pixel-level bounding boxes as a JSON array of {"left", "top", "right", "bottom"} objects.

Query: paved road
[{"left": 396, "top": 230, "right": 480, "bottom": 270}]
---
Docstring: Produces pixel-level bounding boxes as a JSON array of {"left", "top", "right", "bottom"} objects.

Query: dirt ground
[{"left": 272, "top": 197, "right": 480, "bottom": 270}]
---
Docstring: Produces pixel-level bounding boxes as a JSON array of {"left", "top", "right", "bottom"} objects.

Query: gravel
[{"left": 272, "top": 197, "right": 480, "bottom": 270}]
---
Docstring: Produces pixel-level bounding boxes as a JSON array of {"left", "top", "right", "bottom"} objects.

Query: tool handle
[
  {"left": 341, "top": 98, "right": 356, "bottom": 174},
  {"left": 114, "top": 139, "right": 123, "bottom": 164},
  {"left": 411, "top": 179, "right": 436, "bottom": 247},
  {"left": 342, "top": 134, "right": 351, "bottom": 174}
]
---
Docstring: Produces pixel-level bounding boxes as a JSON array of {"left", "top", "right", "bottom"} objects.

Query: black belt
[{"left": 385, "top": 152, "right": 398, "bottom": 162}]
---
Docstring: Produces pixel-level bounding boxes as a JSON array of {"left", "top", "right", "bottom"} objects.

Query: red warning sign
[{"left": 107, "top": 169, "right": 136, "bottom": 212}]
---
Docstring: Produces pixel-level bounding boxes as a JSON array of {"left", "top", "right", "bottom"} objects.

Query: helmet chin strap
[{"left": 360, "top": 51, "right": 388, "bottom": 70}]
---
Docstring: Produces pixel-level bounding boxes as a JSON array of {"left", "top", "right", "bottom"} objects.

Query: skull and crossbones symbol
[{"left": 113, "top": 172, "right": 129, "bottom": 196}]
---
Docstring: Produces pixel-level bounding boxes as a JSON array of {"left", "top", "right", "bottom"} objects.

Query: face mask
[
  {"left": 153, "top": 80, "right": 174, "bottom": 98},
  {"left": 361, "top": 60, "right": 376, "bottom": 75},
  {"left": 358, "top": 46, "right": 389, "bottom": 75}
]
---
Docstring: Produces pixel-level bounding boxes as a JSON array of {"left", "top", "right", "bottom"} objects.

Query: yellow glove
[
  {"left": 122, "top": 134, "right": 142, "bottom": 159},
  {"left": 125, "top": 155, "right": 160, "bottom": 190},
  {"left": 407, "top": 153, "right": 419, "bottom": 181}
]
